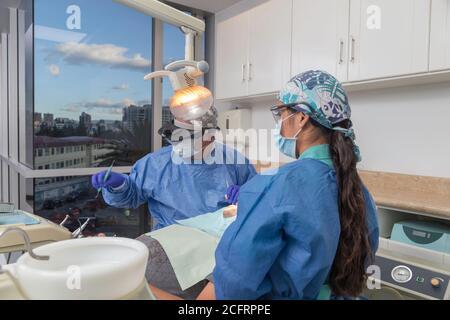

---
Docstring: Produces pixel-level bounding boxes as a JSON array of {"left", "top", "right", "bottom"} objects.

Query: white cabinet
[
  {"left": 291, "top": 0, "right": 350, "bottom": 82},
  {"left": 215, "top": 0, "right": 292, "bottom": 100},
  {"left": 348, "top": 0, "right": 431, "bottom": 81},
  {"left": 215, "top": 0, "right": 440, "bottom": 101},
  {"left": 215, "top": 10, "right": 249, "bottom": 100},
  {"left": 247, "top": 0, "right": 292, "bottom": 95},
  {"left": 430, "top": 0, "right": 450, "bottom": 71}
]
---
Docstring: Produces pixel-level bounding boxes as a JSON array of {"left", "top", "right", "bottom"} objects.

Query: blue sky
[{"left": 35, "top": 0, "right": 186, "bottom": 121}]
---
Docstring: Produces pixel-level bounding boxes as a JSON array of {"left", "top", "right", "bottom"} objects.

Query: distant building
[
  {"left": 54, "top": 118, "right": 77, "bottom": 130},
  {"left": 122, "top": 104, "right": 152, "bottom": 132},
  {"left": 43, "top": 113, "right": 54, "bottom": 127},
  {"left": 34, "top": 136, "right": 116, "bottom": 207},
  {"left": 34, "top": 113, "right": 42, "bottom": 130},
  {"left": 79, "top": 112, "right": 92, "bottom": 133},
  {"left": 162, "top": 106, "right": 173, "bottom": 125},
  {"left": 34, "top": 113, "right": 42, "bottom": 122}
]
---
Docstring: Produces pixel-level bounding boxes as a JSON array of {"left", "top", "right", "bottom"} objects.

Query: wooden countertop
[
  {"left": 253, "top": 161, "right": 450, "bottom": 219},
  {"left": 359, "top": 171, "right": 450, "bottom": 220}
]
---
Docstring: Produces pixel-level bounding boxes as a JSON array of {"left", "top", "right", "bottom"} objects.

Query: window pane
[
  {"left": 34, "top": 175, "right": 143, "bottom": 238},
  {"left": 19, "top": 0, "right": 34, "bottom": 168},
  {"left": 161, "top": 23, "right": 184, "bottom": 146},
  {"left": 34, "top": 0, "right": 153, "bottom": 168}
]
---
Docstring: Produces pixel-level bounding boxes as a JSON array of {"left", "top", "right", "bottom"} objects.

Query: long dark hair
[{"left": 311, "top": 118, "right": 373, "bottom": 297}]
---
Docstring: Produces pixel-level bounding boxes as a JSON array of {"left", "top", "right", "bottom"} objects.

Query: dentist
[{"left": 91, "top": 106, "right": 256, "bottom": 230}]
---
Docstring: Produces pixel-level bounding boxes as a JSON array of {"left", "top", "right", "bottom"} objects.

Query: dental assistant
[
  {"left": 164, "top": 70, "right": 379, "bottom": 301},
  {"left": 91, "top": 107, "right": 256, "bottom": 230}
]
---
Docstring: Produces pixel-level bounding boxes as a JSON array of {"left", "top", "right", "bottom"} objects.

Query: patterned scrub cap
[{"left": 278, "top": 70, "right": 361, "bottom": 162}]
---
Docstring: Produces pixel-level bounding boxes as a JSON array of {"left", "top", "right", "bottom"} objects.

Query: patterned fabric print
[{"left": 278, "top": 70, "right": 361, "bottom": 162}]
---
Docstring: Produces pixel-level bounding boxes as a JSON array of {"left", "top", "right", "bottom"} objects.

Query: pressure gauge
[{"left": 391, "top": 265, "right": 413, "bottom": 283}]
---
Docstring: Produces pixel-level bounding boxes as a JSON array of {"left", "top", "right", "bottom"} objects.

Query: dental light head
[{"left": 144, "top": 58, "right": 213, "bottom": 122}]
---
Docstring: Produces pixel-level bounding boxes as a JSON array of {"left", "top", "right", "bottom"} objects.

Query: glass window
[
  {"left": 34, "top": 0, "right": 153, "bottom": 168},
  {"left": 21, "top": 0, "right": 208, "bottom": 238},
  {"left": 161, "top": 23, "right": 185, "bottom": 146},
  {"left": 34, "top": 175, "right": 143, "bottom": 238}
]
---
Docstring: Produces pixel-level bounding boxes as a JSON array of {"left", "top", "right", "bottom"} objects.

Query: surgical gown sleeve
[
  {"left": 102, "top": 156, "right": 154, "bottom": 209},
  {"left": 228, "top": 147, "right": 257, "bottom": 185},
  {"left": 236, "top": 163, "right": 257, "bottom": 186},
  {"left": 214, "top": 167, "right": 341, "bottom": 300}
]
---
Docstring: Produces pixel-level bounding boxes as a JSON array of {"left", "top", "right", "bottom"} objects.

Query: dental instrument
[{"left": 96, "top": 160, "right": 116, "bottom": 199}]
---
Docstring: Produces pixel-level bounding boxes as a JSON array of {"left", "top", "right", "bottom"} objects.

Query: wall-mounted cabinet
[
  {"left": 215, "top": 8, "right": 249, "bottom": 100},
  {"left": 291, "top": 0, "right": 350, "bottom": 82},
  {"left": 215, "top": 0, "right": 291, "bottom": 100},
  {"left": 348, "top": 0, "right": 431, "bottom": 81},
  {"left": 215, "top": 0, "right": 446, "bottom": 101},
  {"left": 247, "top": 0, "right": 292, "bottom": 96},
  {"left": 430, "top": 0, "right": 450, "bottom": 71}
]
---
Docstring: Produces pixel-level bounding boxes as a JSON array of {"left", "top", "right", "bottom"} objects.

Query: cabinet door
[
  {"left": 348, "top": 0, "right": 431, "bottom": 81},
  {"left": 247, "top": 0, "right": 292, "bottom": 96},
  {"left": 215, "top": 10, "right": 249, "bottom": 100},
  {"left": 291, "top": 0, "right": 350, "bottom": 82},
  {"left": 430, "top": 0, "right": 450, "bottom": 71}
]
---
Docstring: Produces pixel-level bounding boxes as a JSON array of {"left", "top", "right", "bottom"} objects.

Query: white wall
[
  {"left": 220, "top": 81, "right": 450, "bottom": 178},
  {"left": 349, "top": 82, "right": 450, "bottom": 178}
]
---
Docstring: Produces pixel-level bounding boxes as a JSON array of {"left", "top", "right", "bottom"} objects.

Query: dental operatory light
[{"left": 144, "top": 50, "right": 212, "bottom": 122}]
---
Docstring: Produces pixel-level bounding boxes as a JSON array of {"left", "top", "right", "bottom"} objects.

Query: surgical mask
[
  {"left": 273, "top": 114, "right": 303, "bottom": 159},
  {"left": 172, "top": 138, "right": 202, "bottom": 159}
]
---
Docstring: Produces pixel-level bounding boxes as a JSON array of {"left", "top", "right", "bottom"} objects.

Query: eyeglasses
[
  {"left": 271, "top": 103, "right": 303, "bottom": 123},
  {"left": 270, "top": 102, "right": 312, "bottom": 123}
]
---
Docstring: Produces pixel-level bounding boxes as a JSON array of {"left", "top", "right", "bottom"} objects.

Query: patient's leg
[{"left": 135, "top": 234, "right": 209, "bottom": 300}]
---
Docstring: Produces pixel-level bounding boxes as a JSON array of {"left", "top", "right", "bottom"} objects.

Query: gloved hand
[
  {"left": 226, "top": 185, "right": 240, "bottom": 205},
  {"left": 91, "top": 171, "right": 126, "bottom": 190}
]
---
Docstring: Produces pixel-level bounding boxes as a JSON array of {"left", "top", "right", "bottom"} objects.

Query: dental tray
[{"left": 0, "top": 210, "right": 41, "bottom": 226}]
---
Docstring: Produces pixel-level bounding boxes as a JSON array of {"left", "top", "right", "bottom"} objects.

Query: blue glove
[
  {"left": 226, "top": 185, "right": 240, "bottom": 205},
  {"left": 91, "top": 171, "right": 126, "bottom": 190}
]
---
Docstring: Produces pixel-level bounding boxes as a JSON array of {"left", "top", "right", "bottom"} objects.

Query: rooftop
[{"left": 35, "top": 136, "right": 107, "bottom": 148}]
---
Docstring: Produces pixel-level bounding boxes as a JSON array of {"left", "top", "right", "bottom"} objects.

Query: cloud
[
  {"left": 61, "top": 98, "right": 150, "bottom": 116},
  {"left": 54, "top": 42, "right": 152, "bottom": 72},
  {"left": 112, "top": 83, "right": 129, "bottom": 91},
  {"left": 49, "top": 64, "right": 60, "bottom": 76}
]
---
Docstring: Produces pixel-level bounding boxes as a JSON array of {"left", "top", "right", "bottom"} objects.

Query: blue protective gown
[
  {"left": 102, "top": 143, "right": 257, "bottom": 230},
  {"left": 213, "top": 144, "right": 379, "bottom": 300}
]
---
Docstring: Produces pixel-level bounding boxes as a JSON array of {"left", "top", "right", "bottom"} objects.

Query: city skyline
[{"left": 34, "top": 103, "right": 173, "bottom": 125}]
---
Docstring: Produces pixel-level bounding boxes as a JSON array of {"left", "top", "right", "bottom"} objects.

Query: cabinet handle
[
  {"left": 248, "top": 63, "right": 253, "bottom": 81},
  {"left": 242, "top": 64, "right": 246, "bottom": 82},
  {"left": 350, "top": 36, "right": 356, "bottom": 63},
  {"left": 339, "top": 40, "right": 344, "bottom": 64}
]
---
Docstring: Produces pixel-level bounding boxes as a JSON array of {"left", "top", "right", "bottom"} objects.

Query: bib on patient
[{"left": 176, "top": 207, "right": 237, "bottom": 238}]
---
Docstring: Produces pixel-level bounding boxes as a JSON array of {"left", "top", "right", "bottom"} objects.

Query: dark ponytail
[{"left": 326, "top": 120, "right": 373, "bottom": 297}]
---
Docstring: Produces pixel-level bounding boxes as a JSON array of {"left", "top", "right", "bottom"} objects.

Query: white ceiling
[
  {"left": 0, "top": 0, "right": 21, "bottom": 9},
  {"left": 0, "top": 0, "right": 21, "bottom": 33},
  {"left": 0, "top": 9, "right": 9, "bottom": 34},
  {"left": 166, "top": 0, "right": 243, "bottom": 13}
]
